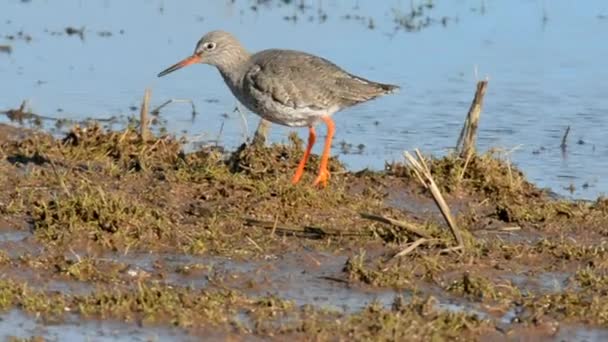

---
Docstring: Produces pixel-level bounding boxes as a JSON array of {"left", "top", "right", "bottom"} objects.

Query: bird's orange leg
[
  {"left": 291, "top": 126, "right": 316, "bottom": 184},
  {"left": 313, "top": 116, "right": 335, "bottom": 187}
]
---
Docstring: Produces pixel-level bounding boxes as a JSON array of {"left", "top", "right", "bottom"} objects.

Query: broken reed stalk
[
  {"left": 234, "top": 104, "right": 250, "bottom": 142},
  {"left": 393, "top": 237, "right": 428, "bottom": 258},
  {"left": 140, "top": 88, "right": 151, "bottom": 141},
  {"left": 404, "top": 149, "right": 465, "bottom": 250},
  {"left": 560, "top": 125, "right": 570, "bottom": 152},
  {"left": 360, "top": 213, "right": 432, "bottom": 239},
  {"left": 252, "top": 119, "right": 271, "bottom": 147},
  {"left": 456, "top": 80, "right": 488, "bottom": 159}
]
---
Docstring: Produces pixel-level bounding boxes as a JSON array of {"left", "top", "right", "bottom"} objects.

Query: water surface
[{"left": 1, "top": 0, "right": 607, "bottom": 199}]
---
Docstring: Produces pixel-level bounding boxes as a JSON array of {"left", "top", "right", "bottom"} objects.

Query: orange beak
[{"left": 157, "top": 55, "right": 202, "bottom": 77}]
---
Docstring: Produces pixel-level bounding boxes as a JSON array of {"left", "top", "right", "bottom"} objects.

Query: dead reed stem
[
  {"left": 252, "top": 119, "right": 271, "bottom": 147},
  {"left": 393, "top": 238, "right": 429, "bottom": 258},
  {"left": 560, "top": 125, "right": 570, "bottom": 152},
  {"left": 404, "top": 149, "right": 466, "bottom": 250},
  {"left": 150, "top": 98, "right": 197, "bottom": 117},
  {"left": 360, "top": 213, "right": 432, "bottom": 239},
  {"left": 382, "top": 237, "right": 433, "bottom": 271},
  {"left": 456, "top": 80, "right": 488, "bottom": 158},
  {"left": 140, "top": 88, "right": 151, "bottom": 141}
]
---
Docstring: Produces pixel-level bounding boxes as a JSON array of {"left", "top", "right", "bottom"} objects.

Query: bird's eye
[{"left": 205, "top": 42, "right": 216, "bottom": 50}]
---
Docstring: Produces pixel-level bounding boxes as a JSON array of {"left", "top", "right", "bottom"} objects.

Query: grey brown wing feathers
[{"left": 246, "top": 49, "right": 399, "bottom": 110}]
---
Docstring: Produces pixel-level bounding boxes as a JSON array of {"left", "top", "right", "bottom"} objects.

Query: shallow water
[
  {"left": 1, "top": 0, "right": 607, "bottom": 199},
  {"left": 0, "top": 309, "right": 199, "bottom": 341}
]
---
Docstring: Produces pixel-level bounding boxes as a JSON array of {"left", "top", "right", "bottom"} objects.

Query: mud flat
[{"left": 0, "top": 122, "right": 608, "bottom": 341}]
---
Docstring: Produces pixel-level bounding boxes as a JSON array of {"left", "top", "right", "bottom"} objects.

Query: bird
[{"left": 158, "top": 30, "right": 398, "bottom": 187}]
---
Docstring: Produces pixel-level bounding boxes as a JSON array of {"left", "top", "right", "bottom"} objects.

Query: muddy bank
[{"left": 1, "top": 122, "right": 608, "bottom": 340}]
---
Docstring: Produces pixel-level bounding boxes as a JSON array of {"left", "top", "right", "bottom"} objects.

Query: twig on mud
[
  {"left": 383, "top": 238, "right": 431, "bottom": 271},
  {"left": 318, "top": 276, "right": 350, "bottom": 284},
  {"left": 271, "top": 215, "right": 279, "bottom": 237},
  {"left": 439, "top": 245, "right": 464, "bottom": 254},
  {"left": 140, "top": 88, "right": 151, "bottom": 141},
  {"left": 560, "top": 125, "right": 570, "bottom": 152},
  {"left": 499, "top": 226, "right": 521, "bottom": 232},
  {"left": 246, "top": 236, "right": 264, "bottom": 253},
  {"left": 151, "top": 98, "right": 197, "bottom": 118},
  {"left": 244, "top": 218, "right": 367, "bottom": 238},
  {"left": 359, "top": 213, "right": 432, "bottom": 239},
  {"left": 456, "top": 80, "right": 488, "bottom": 159},
  {"left": 393, "top": 238, "right": 429, "bottom": 258},
  {"left": 68, "top": 247, "right": 82, "bottom": 263},
  {"left": 404, "top": 149, "right": 466, "bottom": 251}
]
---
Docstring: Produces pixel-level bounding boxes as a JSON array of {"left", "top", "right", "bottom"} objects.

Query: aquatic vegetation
[{"left": 1, "top": 123, "right": 608, "bottom": 339}]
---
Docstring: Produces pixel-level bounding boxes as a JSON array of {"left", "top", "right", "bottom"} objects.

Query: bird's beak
[{"left": 157, "top": 54, "right": 202, "bottom": 77}]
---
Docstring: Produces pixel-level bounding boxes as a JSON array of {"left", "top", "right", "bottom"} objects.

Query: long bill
[{"left": 157, "top": 55, "right": 201, "bottom": 77}]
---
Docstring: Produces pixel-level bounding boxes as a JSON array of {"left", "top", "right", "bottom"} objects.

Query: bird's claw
[{"left": 312, "top": 168, "right": 330, "bottom": 188}]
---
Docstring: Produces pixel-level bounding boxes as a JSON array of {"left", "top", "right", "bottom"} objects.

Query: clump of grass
[
  {"left": 61, "top": 124, "right": 184, "bottom": 172},
  {"left": 343, "top": 249, "right": 452, "bottom": 288},
  {"left": 0, "top": 278, "right": 490, "bottom": 339},
  {"left": 520, "top": 291, "right": 608, "bottom": 325},
  {"left": 9, "top": 123, "right": 184, "bottom": 176},
  {"left": 446, "top": 272, "right": 521, "bottom": 302},
  {"left": 534, "top": 238, "right": 608, "bottom": 261},
  {"left": 228, "top": 132, "right": 345, "bottom": 181},
  {"left": 574, "top": 267, "right": 608, "bottom": 290},
  {"left": 52, "top": 256, "right": 125, "bottom": 283},
  {"left": 389, "top": 152, "right": 594, "bottom": 224},
  {"left": 31, "top": 186, "right": 167, "bottom": 250},
  {"left": 343, "top": 251, "right": 415, "bottom": 288},
  {"left": 388, "top": 152, "right": 535, "bottom": 199},
  {"left": 0, "top": 250, "right": 9, "bottom": 264},
  {"left": 0, "top": 279, "right": 246, "bottom": 326},
  {"left": 315, "top": 297, "right": 488, "bottom": 340}
]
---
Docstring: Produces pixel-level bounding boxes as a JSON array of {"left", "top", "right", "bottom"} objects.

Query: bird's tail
[{"left": 378, "top": 83, "right": 400, "bottom": 94}]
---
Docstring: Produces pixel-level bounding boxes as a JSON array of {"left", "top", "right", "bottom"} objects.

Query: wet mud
[{"left": 0, "top": 122, "right": 608, "bottom": 340}]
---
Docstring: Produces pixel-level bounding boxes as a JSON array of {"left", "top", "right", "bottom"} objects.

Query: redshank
[{"left": 158, "top": 30, "right": 398, "bottom": 187}]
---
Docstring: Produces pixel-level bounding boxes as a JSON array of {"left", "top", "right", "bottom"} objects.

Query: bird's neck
[{"left": 216, "top": 48, "right": 250, "bottom": 87}]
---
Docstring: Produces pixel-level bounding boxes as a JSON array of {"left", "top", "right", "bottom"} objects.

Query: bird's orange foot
[
  {"left": 312, "top": 168, "right": 330, "bottom": 187},
  {"left": 291, "top": 170, "right": 304, "bottom": 185}
]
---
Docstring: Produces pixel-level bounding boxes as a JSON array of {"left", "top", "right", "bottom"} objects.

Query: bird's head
[{"left": 158, "top": 30, "right": 245, "bottom": 77}]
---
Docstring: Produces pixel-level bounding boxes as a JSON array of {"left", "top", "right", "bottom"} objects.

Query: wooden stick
[
  {"left": 140, "top": 88, "right": 151, "bottom": 141},
  {"left": 456, "top": 80, "right": 488, "bottom": 158},
  {"left": 404, "top": 149, "right": 466, "bottom": 250},
  {"left": 360, "top": 213, "right": 432, "bottom": 239}
]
